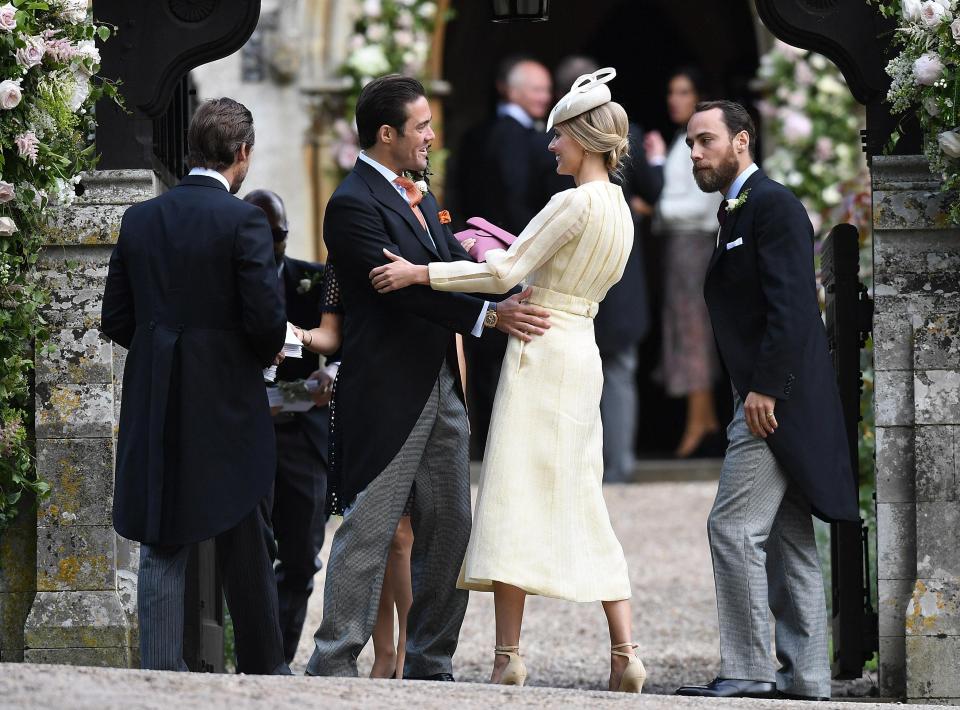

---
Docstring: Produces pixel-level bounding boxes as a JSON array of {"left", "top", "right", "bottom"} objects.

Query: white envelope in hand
[{"left": 726, "top": 237, "right": 744, "bottom": 250}]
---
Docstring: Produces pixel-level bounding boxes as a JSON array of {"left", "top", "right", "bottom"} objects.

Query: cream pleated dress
[{"left": 428, "top": 181, "right": 634, "bottom": 602}]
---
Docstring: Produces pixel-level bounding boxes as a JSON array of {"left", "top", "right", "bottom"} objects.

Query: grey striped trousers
[
  {"left": 138, "top": 505, "right": 287, "bottom": 674},
  {"left": 707, "top": 389, "right": 830, "bottom": 697},
  {"left": 306, "top": 363, "right": 471, "bottom": 678}
]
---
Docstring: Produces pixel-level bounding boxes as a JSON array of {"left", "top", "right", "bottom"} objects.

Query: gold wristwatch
[{"left": 483, "top": 303, "right": 498, "bottom": 329}]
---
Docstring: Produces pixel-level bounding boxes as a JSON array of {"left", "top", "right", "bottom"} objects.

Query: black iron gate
[{"left": 821, "top": 224, "right": 878, "bottom": 678}]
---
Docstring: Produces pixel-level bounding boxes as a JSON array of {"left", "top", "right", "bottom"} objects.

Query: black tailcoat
[
  {"left": 704, "top": 169, "right": 859, "bottom": 522},
  {"left": 277, "top": 256, "right": 330, "bottom": 464},
  {"left": 102, "top": 175, "right": 287, "bottom": 545},
  {"left": 324, "top": 159, "right": 489, "bottom": 509}
]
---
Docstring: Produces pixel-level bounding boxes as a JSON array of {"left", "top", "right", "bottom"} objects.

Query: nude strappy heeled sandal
[
  {"left": 611, "top": 642, "right": 646, "bottom": 693},
  {"left": 494, "top": 645, "right": 527, "bottom": 686}
]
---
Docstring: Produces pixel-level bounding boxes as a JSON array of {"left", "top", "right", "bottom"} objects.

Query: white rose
[
  {"left": 347, "top": 44, "right": 390, "bottom": 76},
  {"left": 16, "top": 35, "right": 45, "bottom": 70},
  {"left": 366, "top": 23, "right": 386, "bottom": 42},
  {"left": 0, "top": 216, "right": 17, "bottom": 236},
  {"left": 938, "top": 129, "right": 960, "bottom": 158},
  {"left": 0, "top": 180, "right": 14, "bottom": 203},
  {"left": 394, "top": 29, "right": 414, "bottom": 48},
  {"left": 348, "top": 33, "right": 366, "bottom": 51},
  {"left": 74, "top": 38, "right": 100, "bottom": 64},
  {"left": 951, "top": 17, "right": 960, "bottom": 42},
  {"left": 914, "top": 52, "right": 945, "bottom": 85},
  {"left": 782, "top": 111, "right": 813, "bottom": 143},
  {"left": 419, "top": 3, "right": 436, "bottom": 19},
  {"left": 0, "top": 3, "right": 16, "bottom": 32},
  {"left": 59, "top": 0, "right": 88, "bottom": 23},
  {"left": 362, "top": 0, "right": 382, "bottom": 18},
  {"left": 0, "top": 78, "right": 22, "bottom": 110},
  {"left": 924, "top": 95, "right": 941, "bottom": 116},
  {"left": 816, "top": 75, "right": 846, "bottom": 95},
  {"left": 903, "top": 0, "right": 923, "bottom": 20},
  {"left": 921, "top": 0, "right": 950, "bottom": 27},
  {"left": 414, "top": 180, "right": 428, "bottom": 195},
  {"left": 396, "top": 10, "right": 414, "bottom": 29},
  {"left": 299, "top": 278, "right": 312, "bottom": 292}
]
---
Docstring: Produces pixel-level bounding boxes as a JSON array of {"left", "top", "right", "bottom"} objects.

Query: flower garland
[
  {"left": 868, "top": 0, "right": 960, "bottom": 222},
  {"left": 0, "top": 0, "right": 118, "bottom": 531},
  {"left": 329, "top": 0, "right": 440, "bottom": 178},
  {"left": 755, "top": 40, "right": 870, "bottom": 236}
]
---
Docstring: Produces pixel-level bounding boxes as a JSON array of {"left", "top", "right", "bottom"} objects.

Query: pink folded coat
[{"left": 454, "top": 217, "right": 517, "bottom": 262}]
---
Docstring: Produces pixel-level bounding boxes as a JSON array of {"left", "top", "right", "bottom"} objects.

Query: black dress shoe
[
  {"left": 405, "top": 672, "right": 455, "bottom": 682},
  {"left": 676, "top": 677, "right": 776, "bottom": 698},
  {"left": 777, "top": 691, "right": 830, "bottom": 701}
]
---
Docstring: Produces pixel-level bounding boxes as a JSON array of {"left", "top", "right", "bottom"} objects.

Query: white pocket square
[{"left": 726, "top": 237, "right": 744, "bottom": 250}]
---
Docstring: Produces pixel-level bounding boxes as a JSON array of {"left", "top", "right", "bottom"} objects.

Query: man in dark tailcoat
[
  {"left": 676, "top": 101, "right": 859, "bottom": 701},
  {"left": 243, "top": 189, "right": 334, "bottom": 664},
  {"left": 102, "top": 98, "right": 289, "bottom": 674},
  {"left": 305, "top": 75, "right": 549, "bottom": 680}
]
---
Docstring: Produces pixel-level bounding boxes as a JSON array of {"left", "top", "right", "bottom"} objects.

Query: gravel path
[
  {"left": 0, "top": 664, "right": 940, "bottom": 710},
  {"left": 2, "top": 481, "right": 896, "bottom": 708}
]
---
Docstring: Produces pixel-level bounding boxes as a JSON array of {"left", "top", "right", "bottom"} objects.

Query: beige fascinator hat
[{"left": 546, "top": 67, "right": 617, "bottom": 132}]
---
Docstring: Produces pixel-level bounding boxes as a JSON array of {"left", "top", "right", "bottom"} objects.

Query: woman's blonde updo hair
[{"left": 556, "top": 100, "right": 630, "bottom": 174}]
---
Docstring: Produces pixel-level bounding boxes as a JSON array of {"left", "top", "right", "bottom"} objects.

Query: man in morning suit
[
  {"left": 675, "top": 101, "right": 859, "bottom": 700},
  {"left": 244, "top": 189, "right": 335, "bottom": 664},
  {"left": 305, "top": 75, "right": 550, "bottom": 680},
  {"left": 102, "top": 98, "right": 290, "bottom": 674}
]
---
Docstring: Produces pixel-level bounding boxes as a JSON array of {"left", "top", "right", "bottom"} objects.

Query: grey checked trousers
[
  {"left": 306, "top": 363, "right": 472, "bottom": 678},
  {"left": 707, "top": 388, "right": 831, "bottom": 697}
]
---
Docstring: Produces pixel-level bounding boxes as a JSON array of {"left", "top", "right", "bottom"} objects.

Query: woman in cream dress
[{"left": 370, "top": 69, "right": 645, "bottom": 693}]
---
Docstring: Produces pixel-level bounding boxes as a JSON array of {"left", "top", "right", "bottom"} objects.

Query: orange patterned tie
[{"left": 393, "top": 176, "right": 428, "bottom": 230}]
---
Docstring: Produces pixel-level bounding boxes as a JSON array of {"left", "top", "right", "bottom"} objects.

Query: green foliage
[
  {"left": 0, "top": 0, "right": 120, "bottom": 532},
  {"left": 867, "top": 0, "right": 960, "bottom": 222}
]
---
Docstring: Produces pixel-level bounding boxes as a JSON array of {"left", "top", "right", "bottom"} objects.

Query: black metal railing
[
  {"left": 152, "top": 74, "right": 198, "bottom": 187},
  {"left": 821, "top": 223, "right": 878, "bottom": 679}
]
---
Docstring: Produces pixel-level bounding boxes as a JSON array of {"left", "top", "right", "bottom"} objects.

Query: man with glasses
[{"left": 244, "top": 189, "right": 335, "bottom": 664}]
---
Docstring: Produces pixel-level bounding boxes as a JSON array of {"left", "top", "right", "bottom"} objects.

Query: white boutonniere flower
[
  {"left": 725, "top": 188, "right": 751, "bottom": 212},
  {"left": 414, "top": 179, "right": 429, "bottom": 196},
  {"left": 297, "top": 273, "right": 323, "bottom": 295}
]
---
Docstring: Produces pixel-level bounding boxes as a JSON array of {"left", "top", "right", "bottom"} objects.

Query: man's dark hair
[
  {"left": 694, "top": 100, "right": 757, "bottom": 159},
  {"left": 355, "top": 75, "right": 426, "bottom": 150},
  {"left": 187, "top": 98, "right": 255, "bottom": 170}
]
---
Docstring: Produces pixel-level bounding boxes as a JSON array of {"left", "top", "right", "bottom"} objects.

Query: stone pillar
[
  {"left": 0, "top": 497, "right": 36, "bottom": 661},
  {"left": 23, "top": 170, "right": 155, "bottom": 666},
  {"left": 872, "top": 155, "right": 960, "bottom": 703}
]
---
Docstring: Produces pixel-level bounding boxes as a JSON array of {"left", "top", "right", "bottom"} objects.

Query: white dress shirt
[
  {"left": 357, "top": 151, "right": 489, "bottom": 337},
  {"left": 188, "top": 167, "right": 231, "bottom": 191},
  {"left": 726, "top": 162, "right": 759, "bottom": 201},
  {"left": 497, "top": 102, "right": 535, "bottom": 129}
]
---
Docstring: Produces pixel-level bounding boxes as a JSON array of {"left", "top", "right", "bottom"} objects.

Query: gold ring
[{"left": 766, "top": 412, "right": 775, "bottom": 418}]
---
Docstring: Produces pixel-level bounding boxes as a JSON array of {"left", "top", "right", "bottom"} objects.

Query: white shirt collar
[
  {"left": 358, "top": 151, "right": 410, "bottom": 202},
  {"left": 188, "top": 167, "right": 231, "bottom": 191},
  {"left": 725, "top": 163, "right": 759, "bottom": 201},
  {"left": 497, "top": 102, "right": 535, "bottom": 130}
]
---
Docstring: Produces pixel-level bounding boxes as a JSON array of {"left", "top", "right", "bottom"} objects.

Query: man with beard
[{"left": 675, "top": 101, "right": 858, "bottom": 701}]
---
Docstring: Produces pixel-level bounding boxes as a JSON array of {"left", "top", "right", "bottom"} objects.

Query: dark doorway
[{"left": 442, "top": 1, "right": 760, "bottom": 457}]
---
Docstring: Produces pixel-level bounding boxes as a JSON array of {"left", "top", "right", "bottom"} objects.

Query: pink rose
[
  {"left": 0, "top": 180, "right": 15, "bottom": 203},
  {"left": 0, "top": 79, "right": 22, "bottom": 110},
  {"left": 952, "top": 18, "right": 960, "bottom": 43},
  {"left": 815, "top": 136, "right": 835, "bottom": 161},
  {"left": 914, "top": 52, "right": 945, "bottom": 85},
  {"left": 921, "top": 0, "right": 950, "bottom": 27},
  {"left": 16, "top": 36, "right": 45, "bottom": 70},
  {"left": 0, "top": 216, "right": 17, "bottom": 236},
  {"left": 0, "top": 3, "right": 16, "bottom": 32},
  {"left": 782, "top": 111, "right": 813, "bottom": 144},
  {"left": 15, "top": 131, "right": 39, "bottom": 165}
]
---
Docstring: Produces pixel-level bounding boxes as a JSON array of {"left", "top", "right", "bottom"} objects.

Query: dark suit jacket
[
  {"left": 323, "top": 159, "right": 487, "bottom": 510},
  {"left": 102, "top": 175, "right": 287, "bottom": 545},
  {"left": 594, "top": 123, "right": 664, "bottom": 353},
  {"left": 276, "top": 256, "right": 330, "bottom": 465},
  {"left": 704, "top": 168, "right": 859, "bottom": 522}
]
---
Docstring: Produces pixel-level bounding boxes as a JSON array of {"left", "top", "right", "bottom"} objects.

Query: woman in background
[{"left": 655, "top": 67, "right": 724, "bottom": 458}]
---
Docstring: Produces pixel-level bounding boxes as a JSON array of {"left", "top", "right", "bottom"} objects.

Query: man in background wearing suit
[
  {"left": 243, "top": 189, "right": 335, "bottom": 665},
  {"left": 306, "top": 75, "right": 549, "bottom": 680},
  {"left": 676, "top": 101, "right": 858, "bottom": 700},
  {"left": 102, "top": 98, "right": 290, "bottom": 674},
  {"left": 453, "top": 56, "right": 557, "bottom": 456},
  {"left": 552, "top": 56, "right": 668, "bottom": 482}
]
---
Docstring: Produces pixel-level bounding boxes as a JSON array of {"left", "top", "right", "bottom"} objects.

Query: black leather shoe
[
  {"left": 777, "top": 691, "right": 830, "bottom": 701},
  {"left": 405, "top": 672, "right": 455, "bottom": 682},
  {"left": 676, "top": 677, "right": 776, "bottom": 698}
]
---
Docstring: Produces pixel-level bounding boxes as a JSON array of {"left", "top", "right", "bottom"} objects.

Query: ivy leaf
[{"left": 97, "top": 25, "right": 111, "bottom": 42}]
